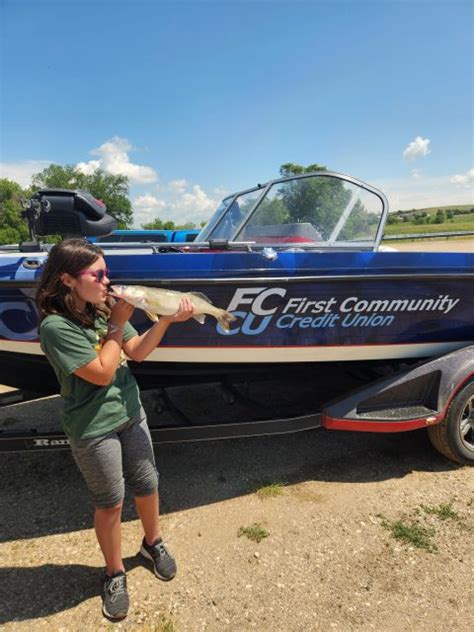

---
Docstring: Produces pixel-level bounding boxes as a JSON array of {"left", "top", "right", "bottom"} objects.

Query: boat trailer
[{"left": 0, "top": 346, "right": 473, "bottom": 465}]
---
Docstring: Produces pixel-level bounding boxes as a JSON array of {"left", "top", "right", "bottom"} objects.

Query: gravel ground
[
  {"left": 1, "top": 239, "right": 473, "bottom": 631},
  {"left": 0, "top": 390, "right": 473, "bottom": 632}
]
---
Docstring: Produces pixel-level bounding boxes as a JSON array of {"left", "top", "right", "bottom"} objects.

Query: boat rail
[{"left": 383, "top": 230, "right": 474, "bottom": 241}]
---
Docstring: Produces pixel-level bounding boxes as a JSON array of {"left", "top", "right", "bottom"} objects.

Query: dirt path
[
  {"left": 0, "top": 393, "right": 473, "bottom": 632},
  {"left": 387, "top": 238, "right": 473, "bottom": 252}
]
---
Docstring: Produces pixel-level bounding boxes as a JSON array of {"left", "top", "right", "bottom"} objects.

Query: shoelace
[
  {"left": 152, "top": 542, "right": 171, "bottom": 561},
  {"left": 107, "top": 574, "right": 126, "bottom": 597}
]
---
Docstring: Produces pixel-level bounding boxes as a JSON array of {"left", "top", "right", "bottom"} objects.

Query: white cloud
[
  {"left": 77, "top": 136, "right": 157, "bottom": 183},
  {"left": 76, "top": 160, "right": 101, "bottom": 175},
  {"left": 0, "top": 160, "right": 52, "bottom": 187},
  {"left": 132, "top": 194, "right": 167, "bottom": 227},
  {"left": 168, "top": 179, "right": 188, "bottom": 194},
  {"left": 180, "top": 185, "right": 217, "bottom": 213},
  {"left": 411, "top": 169, "right": 422, "bottom": 180},
  {"left": 375, "top": 172, "right": 474, "bottom": 212},
  {"left": 450, "top": 168, "right": 474, "bottom": 185},
  {"left": 130, "top": 182, "right": 219, "bottom": 228},
  {"left": 213, "top": 186, "right": 228, "bottom": 197},
  {"left": 403, "top": 136, "right": 431, "bottom": 161},
  {"left": 134, "top": 194, "right": 167, "bottom": 212}
]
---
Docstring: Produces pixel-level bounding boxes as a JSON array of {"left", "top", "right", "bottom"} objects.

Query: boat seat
[{"left": 241, "top": 222, "right": 322, "bottom": 243}]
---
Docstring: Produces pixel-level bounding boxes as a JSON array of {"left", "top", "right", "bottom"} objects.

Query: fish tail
[{"left": 216, "top": 309, "right": 237, "bottom": 332}]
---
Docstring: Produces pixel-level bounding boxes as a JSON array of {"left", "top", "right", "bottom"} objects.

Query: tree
[
  {"left": 387, "top": 213, "right": 400, "bottom": 225},
  {"left": 0, "top": 179, "right": 30, "bottom": 244},
  {"left": 251, "top": 197, "right": 289, "bottom": 226},
  {"left": 276, "top": 162, "right": 352, "bottom": 238},
  {"left": 141, "top": 218, "right": 197, "bottom": 230},
  {"left": 32, "top": 164, "right": 133, "bottom": 228},
  {"left": 413, "top": 212, "right": 428, "bottom": 225},
  {"left": 274, "top": 162, "right": 385, "bottom": 242},
  {"left": 434, "top": 209, "right": 446, "bottom": 224},
  {"left": 279, "top": 163, "right": 327, "bottom": 177},
  {"left": 142, "top": 217, "right": 176, "bottom": 230}
]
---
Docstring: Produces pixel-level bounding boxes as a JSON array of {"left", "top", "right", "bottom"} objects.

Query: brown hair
[{"left": 36, "top": 238, "right": 111, "bottom": 327}]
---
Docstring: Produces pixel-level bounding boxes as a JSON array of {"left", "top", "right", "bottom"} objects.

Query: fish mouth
[{"left": 108, "top": 285, "right": 122, "bottom": 299}]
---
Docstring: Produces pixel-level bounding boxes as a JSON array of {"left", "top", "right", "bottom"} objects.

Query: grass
[
  {"left": 452, "top": 212, "right": 474, "bottom": 224},
  {"left": 142, "top": 616, "right": 176, "bottom": 632},
  {"left": 255, "top": 481, "right": 285, "bottom": 498},
  {"left": 421, "top": 501, "right": 460, "bottom": 521},
  {"left": 238, "top": 522, "right": 270, "bottom": 543},
  {"left": 384, "top": 220, "right": 474, "bottom": 236},
  {"left": 380, "top": 516, "right": 437, "bottom": 552},
  {"left": 378, "top": 499, "right": 470, "bottom": 552},
  {"left": 421, "top": 501, "right": 473, "bottom": 532}
]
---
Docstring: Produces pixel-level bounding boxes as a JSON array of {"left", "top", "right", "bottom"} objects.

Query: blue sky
[{"left": 1, "top": 0, "right": 473, "bottom": 227}]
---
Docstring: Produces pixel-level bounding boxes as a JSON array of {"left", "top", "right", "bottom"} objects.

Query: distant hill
[
  {"left": 392, "top": 203, "right": 474, "bottom": 216},
  {"left": 384, "top": 203, "right": 474, "bottom": 237}
]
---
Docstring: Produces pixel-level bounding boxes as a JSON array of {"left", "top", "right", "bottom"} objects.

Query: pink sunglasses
[{"left": 77, "top": 268, "right": 110, "bottom": 283}]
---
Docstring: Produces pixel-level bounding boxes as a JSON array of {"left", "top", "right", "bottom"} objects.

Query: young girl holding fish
[{"left": 36, "top": 238, "right": 194, "bottom": 621}]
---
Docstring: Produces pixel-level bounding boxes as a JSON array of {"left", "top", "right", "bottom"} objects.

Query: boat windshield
[
  {"left": 197, "top": 188, "right": 265, "bottom": 242},
  {"left": 200, "top": 174, "right": 386, "bottom": 249},
  {"left": 196, "top": 196, "right": 235, "bottom": 242}
]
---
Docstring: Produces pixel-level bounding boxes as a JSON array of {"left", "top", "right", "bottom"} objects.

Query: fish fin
[
  {"left": 216, "top": 309, "right": 237, "bottom": 332},
  {"left": 192, "top": 314, "right": 206, "bottom": 325},
  {"left": 145, "top": 310, "right": 159, "bottom": 322},
  {"left": 189, "top": 291, "right": 213, "bottom": 304}
]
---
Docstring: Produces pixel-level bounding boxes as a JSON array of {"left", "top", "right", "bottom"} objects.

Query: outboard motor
[{"left": 20, "top": 188, "right": 117, "bottom": 251}]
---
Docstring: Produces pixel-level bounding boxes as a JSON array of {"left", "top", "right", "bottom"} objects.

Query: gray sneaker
[
  {"left": 140, "top": 537, "right": 177, "bottom": 580},
  {"left": 102, "top": 571, "right": 129, "bottom": 620}
]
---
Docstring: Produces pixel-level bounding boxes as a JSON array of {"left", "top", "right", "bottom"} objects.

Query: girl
[{"left": 36, "top": 238, "right": 194, "bottom": 621}]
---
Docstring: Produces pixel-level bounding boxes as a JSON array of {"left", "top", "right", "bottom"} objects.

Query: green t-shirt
[{"left": 40, "top": 314, "right": 142, "bottom": 440}]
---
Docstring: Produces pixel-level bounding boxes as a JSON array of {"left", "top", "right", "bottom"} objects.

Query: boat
[
  {"left": 1, "top": 171, "right": 473, "bottom": 462},
  {"left": 90, "top": 228, "right": 200, "bottom": 244}
]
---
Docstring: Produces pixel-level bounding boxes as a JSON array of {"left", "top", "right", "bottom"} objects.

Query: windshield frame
[
  {"left": 196, "top": 183, "right": 270, "bottom": 242},
  {"left": 196, "top": 195, "right": 236, "bottom": 242},
  {"left": 198, "top": 171, "right": 389, "bottom": 250}
]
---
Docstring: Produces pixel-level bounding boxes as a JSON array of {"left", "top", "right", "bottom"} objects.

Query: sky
[{"left": 1, "top": 0, "right": 473, "bottom": 227}]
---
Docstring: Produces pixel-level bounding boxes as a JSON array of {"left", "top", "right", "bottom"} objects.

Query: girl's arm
[
  {"left": 123, "top": 297, "right": 194, "bottom": 362},
  {"left": 74, "top": 300, "right": 135, "bottom": 386}
]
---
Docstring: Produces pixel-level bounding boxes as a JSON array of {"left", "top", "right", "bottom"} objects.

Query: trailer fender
[{"left": 321, "top": 345, "right": 474, "bottom": 437}]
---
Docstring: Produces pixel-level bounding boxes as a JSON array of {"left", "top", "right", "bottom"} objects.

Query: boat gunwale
[{"left": 2, "top": 271, "right": 474, "bottom": 289}]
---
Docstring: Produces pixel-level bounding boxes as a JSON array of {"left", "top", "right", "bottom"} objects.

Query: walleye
[{"left": 110, "top": 284, "right": 237, "bottom": 331}]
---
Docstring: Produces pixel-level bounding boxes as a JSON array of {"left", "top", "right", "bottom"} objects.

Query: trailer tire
[{"left": 427, "top": 382, "right": 474, "bottom": 465}]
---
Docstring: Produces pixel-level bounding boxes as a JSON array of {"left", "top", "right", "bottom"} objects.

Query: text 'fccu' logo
[{"left": 217, "top": 287, "right": 287, "bottom": 335}]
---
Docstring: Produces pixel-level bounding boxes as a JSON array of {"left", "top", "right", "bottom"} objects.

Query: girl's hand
[
  {"left": 161, "top": 297, "right": 194, "bottom": 324},
  {"left": 109, "top": 298, "right": 135, "bottom": 327}
]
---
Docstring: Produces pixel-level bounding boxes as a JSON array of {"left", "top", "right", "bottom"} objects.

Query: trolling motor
[{"left": 19, "top": 189, "right": 117, "bottom": 252}]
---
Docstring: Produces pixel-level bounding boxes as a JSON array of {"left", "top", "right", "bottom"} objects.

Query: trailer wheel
[{"left": 428, "top": 382, "right": 474, "bottom": 465}]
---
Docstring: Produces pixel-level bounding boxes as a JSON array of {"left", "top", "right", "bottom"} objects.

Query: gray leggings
[{"left": 69, "top": 408, "right": 159, "bottom": 509}]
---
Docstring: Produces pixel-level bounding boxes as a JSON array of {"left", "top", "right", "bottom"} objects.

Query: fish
[{"left": 109, "top": 284, "right": 237, "bottom": 331}]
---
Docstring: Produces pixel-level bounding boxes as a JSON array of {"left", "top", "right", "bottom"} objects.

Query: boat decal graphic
[{"left": 218, "top": 286, "right": 467, "bottom": 339}]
